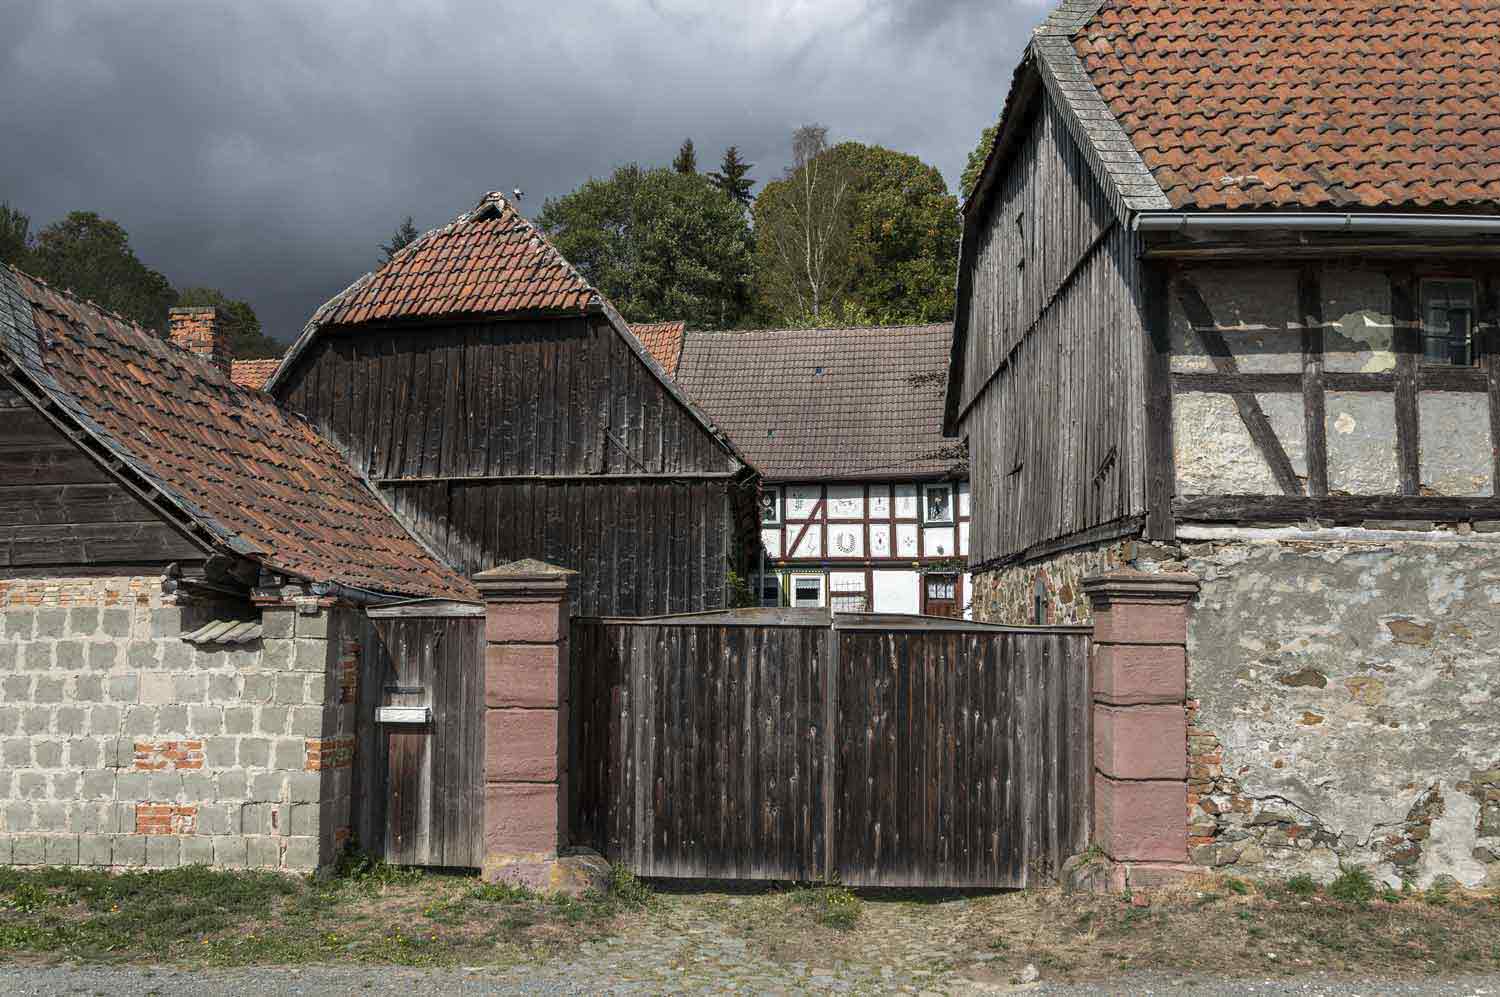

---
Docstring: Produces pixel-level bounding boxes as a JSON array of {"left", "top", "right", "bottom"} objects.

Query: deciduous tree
[
  {"left": 175, "top": 287, "right": 282, "bottom": 359},
  {"left": 961, "top": 120, "right": 1000, "bottom": 201},
  {"left": 752, "top": 124, "right": 853, "bottom": 322},
  {"left": 0, "top": 202, "right": 32, "bottom": 267},
  {"left": 28, "top": 211, "right": 177, "bottom": 334}
]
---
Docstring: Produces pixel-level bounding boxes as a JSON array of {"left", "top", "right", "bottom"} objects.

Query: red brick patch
[
  {"left": 135, "top": 803, "right": 197, "bottom": 835},
  {"left": 305, "top": 736, "right": 354, "bottom": 771},
  {"left": 337, "top": 639, "right": 359, "bottom": 705},
  {"left": 134, "top": 740, "right": 205, "bottom": 771}
]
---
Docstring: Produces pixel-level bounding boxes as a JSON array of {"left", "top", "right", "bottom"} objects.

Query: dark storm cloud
[{"left": 0, "top": 0, "right": 1048, "bottom": 341}]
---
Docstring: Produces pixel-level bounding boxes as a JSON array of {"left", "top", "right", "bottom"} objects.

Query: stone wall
[
  {"left": 0, "top": 576, "right": 358, "bottom": 872},
  {"left": 970, "top": 540, "right": 1130, "bottom": 625}
]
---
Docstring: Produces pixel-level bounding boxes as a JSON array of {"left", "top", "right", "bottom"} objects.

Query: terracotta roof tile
[
  {"left": 316, "top": 193, "right": 596, "bottom": 328},
  {"left": 229, "top": 357, "right": 282, "bottom": 391},
  {"left": 0, "top": 265, "right": 476, "bottom": 602},
  {"left": 1075, "top": 0, "right": 1500, "bottom": 211},
  {"left": 630, "top": 321, "right": 686, "bottom": 376},
  {"left": 674, "top": 325, "right": 962, "bottom": 481}
]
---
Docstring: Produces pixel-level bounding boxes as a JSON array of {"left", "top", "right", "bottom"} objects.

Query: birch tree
[{"left": 753, "top": 124, "right": 854, "bottom": 323}]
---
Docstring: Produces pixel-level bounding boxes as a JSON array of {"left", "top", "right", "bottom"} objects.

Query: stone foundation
[
  {"left": 0, "top": 575, "right": 357, "bottom": 872},
  {"left": 971, "top": 540, "right": 1131, "bottom": 625}
]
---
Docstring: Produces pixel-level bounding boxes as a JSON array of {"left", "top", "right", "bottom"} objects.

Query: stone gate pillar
[
  {"left": 473, "top": 559, "right": 575, "bottom": 885},
  {"left": 1082, "top": 569, "right": 1200, "bottom": 889}
]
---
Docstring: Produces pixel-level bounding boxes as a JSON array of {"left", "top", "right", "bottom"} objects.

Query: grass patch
[
  {"left": 1328, "top": 865, "right": 1377, "bottom": 907},
  {"left": 1284, "top": 873, "right": 1319, "bottom": 898},
  {"left": 789, "top": 885, "right": 862, "bottom": 929},
  {"left": 0, "top": 861, "right": 629, "bottom": 968}
]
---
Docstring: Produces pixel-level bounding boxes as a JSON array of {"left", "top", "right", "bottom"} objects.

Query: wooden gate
[
  {"left": 570, "top": 610, "right": 1092, "bottom": 888},
  {"left": 354, "top": 601, "right": 485, "bottom": 868}
]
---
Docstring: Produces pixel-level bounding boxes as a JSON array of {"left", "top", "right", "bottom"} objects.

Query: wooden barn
[{"left": 268, "top": 193, "right": 758, "bottom": 617}]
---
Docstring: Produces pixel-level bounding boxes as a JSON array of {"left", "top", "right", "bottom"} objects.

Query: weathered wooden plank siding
[
  {"left": 0, "top": 386, "right": 205, "bottom": 569},
  {"left": 278, "top": 317, "right": 736, "bottom": 479},
  {"left": 957, "top": 93, "right": 1148, "bottom": 567}
]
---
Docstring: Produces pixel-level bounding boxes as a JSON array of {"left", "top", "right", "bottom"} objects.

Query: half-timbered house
[
  {"left": 675, "top": 325, "right": 971, "bottom": 615},
  {"left": 269, "top": 193, "right": 757, "bottom": 618},
  {"left": 949, "top": 0, "right": 1500, "bottom": 886}
]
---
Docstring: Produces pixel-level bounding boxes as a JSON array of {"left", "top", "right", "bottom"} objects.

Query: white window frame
[
  {"left": 789, "top": 573, "right": 825, "bottom": 608},
  {"left": 760, "top": 486, "right": 782, "bottom": 526},
  {"left": 922, "top": 483, "right": 954, "bottom": 524}
]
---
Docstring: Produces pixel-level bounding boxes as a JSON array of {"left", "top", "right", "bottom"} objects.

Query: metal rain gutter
[{"left": 1133, "top": 212, "right": 1500, "bottom": 236}]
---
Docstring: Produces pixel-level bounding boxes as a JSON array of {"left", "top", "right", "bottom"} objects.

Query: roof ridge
[
  {"left": 1036, "top": 0, "right": 1110, "bottom": 37},
  {"left": 689, "top": 322, "right": 951, "bottom": 337}
]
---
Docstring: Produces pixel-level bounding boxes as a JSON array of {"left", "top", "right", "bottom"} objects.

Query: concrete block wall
[{"left": 0, "top": 576, "right": 357, "bottom": 872}]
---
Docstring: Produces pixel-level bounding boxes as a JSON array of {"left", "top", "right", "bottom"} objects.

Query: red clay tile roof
[
  {"left": 316, "top": 192, "right": 597, "bottom": 327},
  {"left": 1075, "top": 0, "right": 1500, "bottom": 211},
  {"left": 0, "top": 265, "right": 477, "bottom": 602},
  {"left": 674, "top": 325, "right": 963, "bottom": 481},
  {"left": 230, "top": 357, "right": 282, "bottom": 391},
  {"left": 631, "top": 321, "right": 686, "bottom": 376}
]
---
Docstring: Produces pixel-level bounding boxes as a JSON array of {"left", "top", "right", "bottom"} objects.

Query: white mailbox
[{"left": 376, "top": 705, "right": 431, "bottom": 725}]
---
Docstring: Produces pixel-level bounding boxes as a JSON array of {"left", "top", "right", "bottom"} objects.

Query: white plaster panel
[
  {"left": 872, "top": 570, "right": 921, "bottom": 614},
  {"left": 1326, "top": 392, "right": 1399, "bottom": 494},
  {"left": 785, "top": 485, "right": 820, "bottom": 520},
  {"left": 958, "top": 481, "right": 971, "bottom": 517},
  {"left": 1419, "top": 392, "right": 1493, "bottom": 496},
  {"left": 1170, "top": 267, "right": 1301, "bottom": 373},
  {"left": 894, "top": 484, "right": 918, "bottom": 519},
  {"left": 760, "top": 528, "right": 783, "bottom": 559},
  {"left": 895, "top": 523, "right": 919, "bottom": 557},
  {"left": 1174, "top": 392, "right": 1280, "bottom": 494},
  {"left": 869, "top": 523, "right": 892, "bottom": 558},
  {"left": 828, "top": 523, "right": 864, "bottom": 557},
  {"left": 923, "top": 527, "right": 957, "bottom": 557},
  {"left": 791, "top": 524, "right": 823, "bottom": 558},
  {"left": 1323, "top": 268, "right": 1396, "bottom": 373},
  {"left": 963, "top": 572, "right": 973, "bottom": 620},
  {"left": 869, "top": 487, "right": 891, "bottom": 519},
  {"left": 830, "top": 570, "right": 866, "bottom": 592},
  {"left": 959, "top": 522, "right": 971, "bottom": 556},
  {"left": 1258, "top": 392, "right": 1308, "bottom": 480},
  {"left": 827, "top": 485, "right": 864, "bottom": 519}
]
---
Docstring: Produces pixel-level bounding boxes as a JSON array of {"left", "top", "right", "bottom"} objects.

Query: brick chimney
[{"left": 168, "top": 307, "right": 230, "bottom": 372}]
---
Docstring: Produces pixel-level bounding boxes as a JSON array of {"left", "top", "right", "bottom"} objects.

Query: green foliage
[
  {"left": 673, "top": 138, "right": 698, "bottom": 175},
  {"left": 1223, "top": 876, "right": 1251, "bottom": 896},
  {"left": 753, "top": 131, "right": 960, "bottom": 327},
  {"left": 381, "top": 215, "right": 421, "bottom": 263},
  {"left": 333, "top": 844, "right": 423, "bottom": 892},
  {"left": 606, "top": 864, "right": 654, "bottom": 910},
  {"left": 538, "top": 164, "right": 752, "bottom": 329},
  {"left": 725, "top": 568, "right": 756, "bottom": 608},
  {"left": 0, "top": 201, "right": 31, "bottom": 267},
  {"left": 175, "top": 286, "right": 281, "bottom": 359},
  {"left": 708, "top": 146, "right": 755, "bottom": 208},
  {"left": 961, "top": 120, "right": 1000, "bottom": 202},
  {"left": 790, "top": 885, "right": 861, "bottom": 929},
  {"left": 1285, "top": 873, "right": 1319, "bottom": 898},
  {"left": 28, "top": 211, "right": 178, "bottom": 334},
  {"left": 1328, "top": 865, "right": 1377, "bottom": 907}
]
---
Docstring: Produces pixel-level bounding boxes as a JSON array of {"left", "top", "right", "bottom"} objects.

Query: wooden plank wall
[
  {"left": 570, "top": 619, "right": 829, "bottom": 881},
  {"left": 957, "top": 91, "right": 1150, "bottom": 567},
  {"left": 835, "top": 627, "right": 1091, "bottom": 888},
  {"left": 354, "top": 613, "right": 484, "bottom": 868},
  {"left": 385, "top": 479, "right": 730, "bottom": 618},
  {"left": 278, "top": 316, "right": 736, "bottom": 479},
  {"left": 0, "top": 386, "right": 205, "bottom": 569},
  {"left": 571, "top": 617, "right": 1091, "bottom": 888}
]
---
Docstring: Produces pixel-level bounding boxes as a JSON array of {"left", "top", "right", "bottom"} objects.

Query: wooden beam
[
  {"left": 1300, "top": 266, "right": 1328, "bottom": 497},
  {"left": 1174, "top": 278, "right": 1305, "bottom": 496},
  {"left": 1487, "top": 276, "right": 1500, "bottom": 490},
  {"left": 1391, "top": 272, "right": 1421, "bottom": 495},
  {"left": 1173, "top": 369, "right": 1487, "bottom": 393},
  {"left": 970, "top": 515, "right": 1146, "bottom": 573},
  {"left": 1175, "top": 494, "right": 1500, "bottom": 523},
  {"left": 375, "top": 472, "right": 741, "bottom": 484},
  {"left": 1143, "top": 262, "right": 1175, "bottom": 542}
]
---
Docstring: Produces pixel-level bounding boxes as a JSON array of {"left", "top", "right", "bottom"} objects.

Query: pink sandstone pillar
[
  {"left": 473, "top": 559, "right": 575, "bottom": 885},
  {"left": 1082, "top": 569, "right": 1200, "bottom": 889}
]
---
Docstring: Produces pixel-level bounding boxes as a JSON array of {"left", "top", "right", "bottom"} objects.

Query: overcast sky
[{"left": 1, "top": 0, "right": 1048, "bottom": 342}]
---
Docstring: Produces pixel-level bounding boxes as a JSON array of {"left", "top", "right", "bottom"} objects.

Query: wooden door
[
  {"left": 922, "top": 574, "right": 960, "bottom": 618},
  {"left": 356, "top": 603, "right": 484, "bottom": 868}
]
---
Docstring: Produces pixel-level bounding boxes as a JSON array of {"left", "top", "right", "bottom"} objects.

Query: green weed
[{"left": 1328, "top": 865, "right": 1376, "bottom": 907}]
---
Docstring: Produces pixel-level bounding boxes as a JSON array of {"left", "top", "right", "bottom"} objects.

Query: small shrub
[
  {"left": 1223, "top": 876, "right": 1250, "bottom": 896},
  {"left": 790, "top": 884, "right": 862, "bottom": 929},
  {"left": 1328, "top": 865, "right": 1376, "bottom": 907},
  {"left": 1285, "top": 874, "right": 1319, "bottom": 898},
  {"left": 607, "top": 865, "right": 653, "bottom": 910}
]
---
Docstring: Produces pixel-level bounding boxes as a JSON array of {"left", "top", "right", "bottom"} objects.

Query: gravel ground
[{"left": 1, "top": 965, "right": 1499, "bottom": 995}]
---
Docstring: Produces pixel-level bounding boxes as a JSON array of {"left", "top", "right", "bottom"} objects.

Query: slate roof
[
  {"left": 631, "top": 321, "right": 686, "bottom": 376},
  {"left": 1075, "top": 0, "right": 1500, "bottom": 212},
  {"left": 673, "top": 325, "right": 962, "bottom": 481},
  {"left": 230, "top": 358, "right": 281, "bottom": 391},
  {"left": 0, "top": 264, "right": 478, "bottom": 602}
]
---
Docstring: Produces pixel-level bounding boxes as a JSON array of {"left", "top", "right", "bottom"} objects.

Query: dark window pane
[{"left": 1420, "top": 279, "right": 1477, "bottom": 366}]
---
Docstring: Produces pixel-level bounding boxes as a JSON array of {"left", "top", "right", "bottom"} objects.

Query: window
[
  {"left": 923, "top": 484, "right": 953, "bottom": 524},
  {"left": 925, "top": 576, "right": 956, "bottom": 601},
  {"left": 791, "top": 576, "right": 824, "bottom": 608},
  {"left": 830, "top": 574, "right": 868, "bottom": 613},
  {"left": 1420, "top": 279, "right": 1479, "bottom": 366},
  {"left": 760, "top": 487, "right": 781, "bottom": 525},
  {"left": 759, "top": 575, "right": 782, "bottom": 608}
]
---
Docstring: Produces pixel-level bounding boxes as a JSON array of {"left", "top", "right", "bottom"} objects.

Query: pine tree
[
  {"left": 380, "top": 216, "right": 420, "bottom": 263},
  {"left": 672, "top": 138, "right": 697, "bottom": 174},
  {"left": 708, "top": 146, "right": 755, "bottom": 208}
]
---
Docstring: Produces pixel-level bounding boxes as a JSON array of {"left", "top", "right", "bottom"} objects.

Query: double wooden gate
[{"left": 570, "top": 610, "right": 1092, "bottom": 888}]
